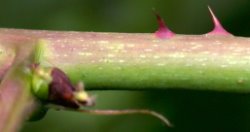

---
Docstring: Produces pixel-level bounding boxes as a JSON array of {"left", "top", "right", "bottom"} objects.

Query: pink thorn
[
  {"left": 154, "top": 12, "right": 175, "bottom": 39},
  {"left": 208, "top": 6, "right": 231, "bottom": 35}
]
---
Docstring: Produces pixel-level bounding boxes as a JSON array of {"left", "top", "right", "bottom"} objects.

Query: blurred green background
[{"left": 1, "top": 0, "right": 250, "bottom": 131}]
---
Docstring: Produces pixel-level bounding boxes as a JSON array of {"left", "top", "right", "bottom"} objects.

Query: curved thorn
[
  {"left": 207, "top": 6, "right": 231, "bottom": 35},
  {"left": 153, "top": 10, "right": 175, "bottom": 39}
]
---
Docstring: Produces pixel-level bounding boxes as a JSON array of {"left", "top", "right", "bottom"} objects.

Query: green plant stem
[
  {"left": 1, "top": 29, "right": 250, "bottom": 93},
  {"left": 0, "top": 65, "right": 36, "bottom": 132},
  {"left": 0, "top": 28, "right": 250, "bottom": 131},
  {"left": 0, "top": 39, "right": 39, "bottom": 132}
]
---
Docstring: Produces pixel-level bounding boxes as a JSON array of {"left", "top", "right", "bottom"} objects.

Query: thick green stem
[
  {"left": 1, "top": 29, "right": 250, "bottom": 93},
  {"left": 0, "top": 28, "right": 250, "bottom": 131}
]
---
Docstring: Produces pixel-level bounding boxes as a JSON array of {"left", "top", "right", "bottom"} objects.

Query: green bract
[{"left": 31, "top": 66, "right": 52, "bottom": 100}]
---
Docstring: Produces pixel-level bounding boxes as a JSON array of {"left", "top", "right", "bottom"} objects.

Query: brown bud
[{"left": 48, "top": 68, "right": 79, "bottom": 109}]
